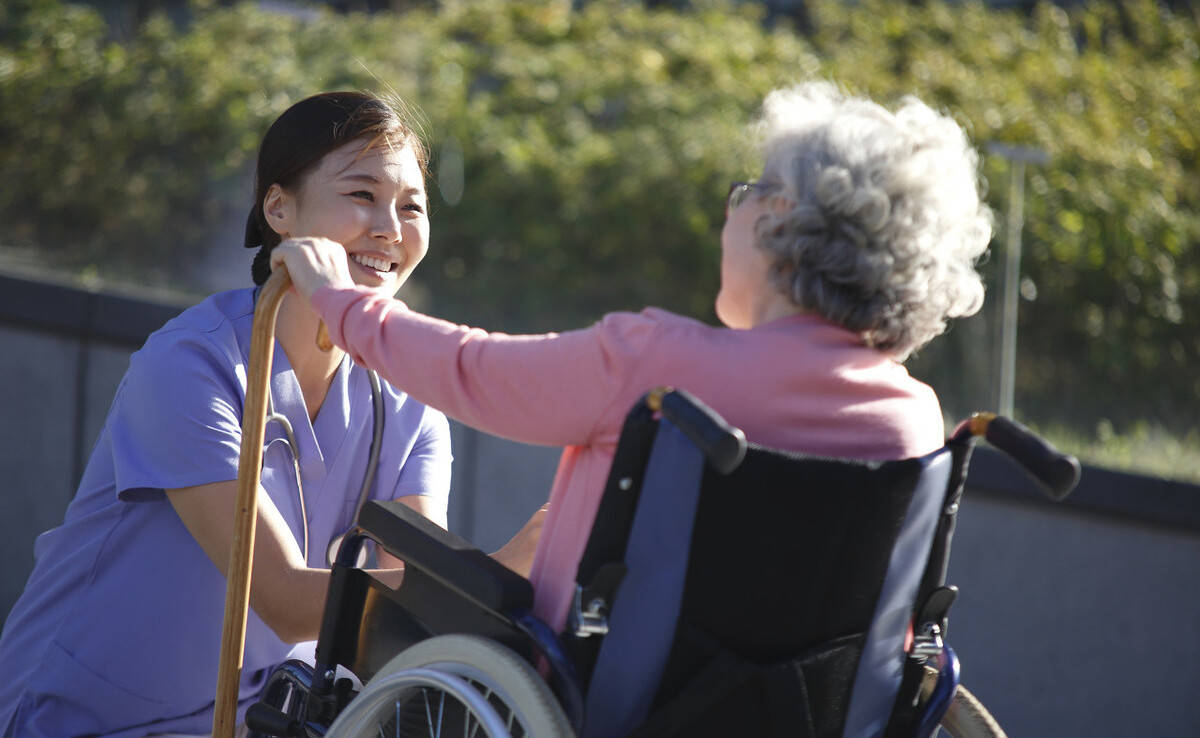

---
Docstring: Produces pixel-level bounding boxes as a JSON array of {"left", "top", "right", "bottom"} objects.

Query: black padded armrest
[{"left": 358, "top": 500, "right": 534, "bottom": 615}]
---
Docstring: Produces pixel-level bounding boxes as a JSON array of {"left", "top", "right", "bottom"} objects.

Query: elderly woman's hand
[{"left": 270, "top": 237, "right": 356, "bottom": 300}]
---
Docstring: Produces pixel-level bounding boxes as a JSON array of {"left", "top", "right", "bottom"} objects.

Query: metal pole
[
  {"left": 998, "top": 161, "right": 1024, "bottom": 418},
  {"left": 986, "top": 143, "right": 1047, "bottom": 418}
]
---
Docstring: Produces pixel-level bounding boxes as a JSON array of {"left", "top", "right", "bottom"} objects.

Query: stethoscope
[
  {"left": 263, "top": 368, "right": 383, "bottom": 567},
  {"left": 253, "top": 278, "right": 384, "bottom": 568}
]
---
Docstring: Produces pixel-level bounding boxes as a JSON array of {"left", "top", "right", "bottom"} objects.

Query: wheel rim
[
  {"left": 326, "top": 635, "right": 572, "bottom": 738},
  {"left": 335, "top": 668, "right": 510, "bottom": 738},
  {"left": 418, "top": 661, "right": 534, "bottom": 737}
]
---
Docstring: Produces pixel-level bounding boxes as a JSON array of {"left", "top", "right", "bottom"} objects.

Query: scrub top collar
[{"left": 243, "top": 285, "right": 359, "bottom": 488}]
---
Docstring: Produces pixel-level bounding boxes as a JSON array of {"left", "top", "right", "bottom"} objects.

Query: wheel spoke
[
  {"left": 467, "top": 686, "right": 493, "bottom": 738},
  {"left": 421, "top": 688, "right": 435, "bottom": 738},
  {"left": 435, "top": 688, "right": 446, "bottom": 738}
]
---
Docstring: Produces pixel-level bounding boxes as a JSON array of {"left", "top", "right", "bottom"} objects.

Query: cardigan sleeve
[{"left": 312, "top": 285, "right": 665, "bottom": 448}]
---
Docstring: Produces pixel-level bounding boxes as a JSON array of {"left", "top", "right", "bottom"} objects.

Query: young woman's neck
[{"left": 275, "top": 292, "right": 345, "bottom": 423}]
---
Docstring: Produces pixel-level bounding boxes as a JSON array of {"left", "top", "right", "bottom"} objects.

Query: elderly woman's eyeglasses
[{"left": 726, "top": 181, "right": 775, "bottom": 213}]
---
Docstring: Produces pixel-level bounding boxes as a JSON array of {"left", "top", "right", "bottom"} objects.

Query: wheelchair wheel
[
  {"left": 936, "top": 685, "right": 1008, "bottom": 738},
  {"left": 325, "top": 634, "right": 573, "bottom": 738}
]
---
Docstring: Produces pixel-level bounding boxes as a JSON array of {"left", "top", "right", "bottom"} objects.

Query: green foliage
[
  {"left": 803, "top": 0, "right": 1200, "bottom": 435},
  {"left": 0, "top": 0, "right": 310, "bottom": 281},
  {"left": 1033, "top": 420, "right": 1200, "bottom": 484},
  {"left": 0, "top": 0, "right": 811, "bottom": 309},
  {"left": 1, "top": 0, "right": 1198, "bottom": 445},
  {"left": 403, "top": 1, "right": 815, "bottom": 325}
]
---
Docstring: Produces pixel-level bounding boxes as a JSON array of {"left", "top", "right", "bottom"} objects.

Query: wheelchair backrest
[{"left": 571, "top": 408, "right": 953, "bottom": 738}]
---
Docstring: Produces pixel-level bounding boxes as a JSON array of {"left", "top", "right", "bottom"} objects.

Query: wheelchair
[{"left": 246, "top": 387, "right": 1080, "bottom": 738}]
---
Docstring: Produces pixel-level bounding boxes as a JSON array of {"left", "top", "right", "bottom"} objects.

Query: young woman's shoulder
[
  {"left": 133, "top": 289, "right": 253, "bottom": 368},
  {"left": 105, "top": 290, "right": 255, "bottom": 499},
  {"left": 120, "top": 288, "right": 254, "bottom": 405}
]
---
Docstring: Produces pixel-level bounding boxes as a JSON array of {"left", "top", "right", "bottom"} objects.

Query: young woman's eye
[
  {"left": 402, "top": 202, "right": 425, "bottom": 214},
  {"left": 348, "top": 190, "right": 374, "bottom": 202}
]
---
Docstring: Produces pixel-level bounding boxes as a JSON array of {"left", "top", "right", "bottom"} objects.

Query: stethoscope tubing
[
  {"left": 264, "top": 367, "right": 383, "bottom": 568},
  {"left": 252, "top": 281, "right": 384, "bottom": 568},
  {"left": 355, "top": 368, "right": 385, "bottom": 527}
]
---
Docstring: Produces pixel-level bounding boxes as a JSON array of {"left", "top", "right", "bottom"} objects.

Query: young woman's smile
[
  {"left": 349, "top": 252, "right": 398, "bottom": 275},
  {"left": 269, "top": 139, "right": 430, "bottom": 296}
]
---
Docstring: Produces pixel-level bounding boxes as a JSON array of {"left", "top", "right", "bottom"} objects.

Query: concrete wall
[
  {"left": 948, "top": 493, "right": 1200, "bottom": 736},
  {"left": 0, "top": 325, "right": 93, "bottom": 612},
  {"left": 2, "top": 272, "right": 1198, "bottom": 736}
]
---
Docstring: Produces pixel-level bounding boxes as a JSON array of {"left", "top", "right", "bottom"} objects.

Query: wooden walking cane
[{"left": 211, "top": 267, "right": 333, "bottom": 737}]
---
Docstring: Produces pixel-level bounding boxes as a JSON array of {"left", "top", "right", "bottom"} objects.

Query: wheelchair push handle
[
  {"left": 649, "top": 387, "right": 747, "bottom": 474},
  {"left": 956, "top": 412, "right": 1081, "bottom": 501}
]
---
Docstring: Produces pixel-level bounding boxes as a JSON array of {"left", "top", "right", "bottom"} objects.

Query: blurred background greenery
[{"left": 1, "top": 0, "right": 1197, "bottom": 480}]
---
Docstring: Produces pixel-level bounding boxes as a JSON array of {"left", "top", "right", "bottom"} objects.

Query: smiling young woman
[{"left": 0, "top": 92, "right": 543, "bottom": 738}]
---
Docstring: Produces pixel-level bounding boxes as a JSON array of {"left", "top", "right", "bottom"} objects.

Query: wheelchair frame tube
[{"left": 312, "top": 529, "right": 372, "bottom": 696}]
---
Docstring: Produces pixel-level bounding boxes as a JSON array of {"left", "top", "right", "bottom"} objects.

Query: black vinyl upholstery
[{"left": 604, "top": 447, "right": 932, "bottom": 738}]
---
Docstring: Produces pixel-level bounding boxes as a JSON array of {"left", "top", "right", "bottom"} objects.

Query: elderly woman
[{"left": 272, "top": 81, "right": 992, "bottom": 635}]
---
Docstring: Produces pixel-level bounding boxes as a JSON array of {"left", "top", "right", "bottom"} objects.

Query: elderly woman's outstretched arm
[
  {"left": 315, "top": 284, "right": 656, "bottom": 447},
  {"left": 274, "top": 233, "right": 654, "bottom": 448}
]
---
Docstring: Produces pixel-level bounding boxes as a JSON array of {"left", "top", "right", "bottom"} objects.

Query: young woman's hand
[{"left": 271, "top": 237, "right": 356, "bottom": 300}]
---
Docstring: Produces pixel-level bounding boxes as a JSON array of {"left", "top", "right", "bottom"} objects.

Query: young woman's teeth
[{"left": 352, "top": 254, "right": 394, "bottom": 273}]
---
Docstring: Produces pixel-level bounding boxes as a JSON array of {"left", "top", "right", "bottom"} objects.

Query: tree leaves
[{"left": 1, "top": 0, "right": 1197, "bottom": 433}]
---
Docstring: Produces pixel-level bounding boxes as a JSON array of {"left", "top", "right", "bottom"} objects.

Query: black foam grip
[
  {"left": 659, "top": 389, "right": 747, "bottom": 474},
  {"left": 985, "top": 416, "right": 1081, "bottom": 500}
]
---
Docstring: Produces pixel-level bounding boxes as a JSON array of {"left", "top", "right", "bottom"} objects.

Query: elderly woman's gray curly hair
[{"left": 752, "top": 82, "right": 992, "bottom": 359}]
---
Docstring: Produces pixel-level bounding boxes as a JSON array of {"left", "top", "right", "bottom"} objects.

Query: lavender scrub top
[{"left": 0, "top": 287, "right": 451, "bottom": 737}]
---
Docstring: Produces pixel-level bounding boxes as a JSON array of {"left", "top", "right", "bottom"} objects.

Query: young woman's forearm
[
  {"left": 167, "top": 480, "right": 428, "bottom": 643},
  {"left": 254, "top": 565, "right": 404, "bottom": 643},
  {"left": 253, "top": 567, "right": 330, "bottom": 643},
  {"left": 168, "top": 480, "right": 321, "bottom": 642}
]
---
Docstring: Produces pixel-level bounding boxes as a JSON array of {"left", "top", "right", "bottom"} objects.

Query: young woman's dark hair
[{"left": 244, "top": 91, "right": 428, "bottom": 285}]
